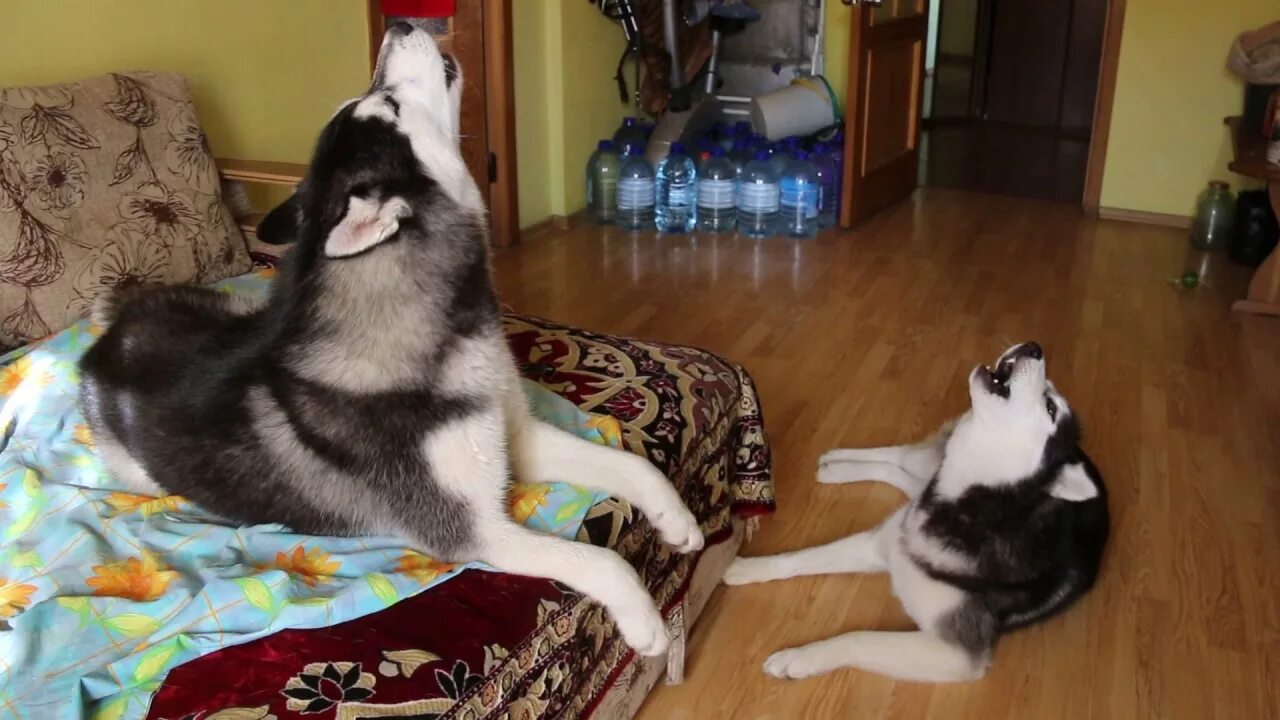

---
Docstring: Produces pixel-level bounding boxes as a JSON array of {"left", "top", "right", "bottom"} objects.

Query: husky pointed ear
[
  {"left": 1049, "top": 462, "right": 1097, "bottom": 502},
  {"left": 325, "top": 195, "right": 411, "bottom": 258}
]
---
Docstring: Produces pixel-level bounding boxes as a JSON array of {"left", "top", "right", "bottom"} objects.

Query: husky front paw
[
  {"left": 764, "top": 646, "right": 832, "bottom": 679},
  {"left": 650, "top": 502, "right": 704, "bottom": 554},
  {"left": 612, "top": 600, "right": 670, "bottom": 657},
  {"left": 817, "top": 449, "right": 851, "bottom": 467}
]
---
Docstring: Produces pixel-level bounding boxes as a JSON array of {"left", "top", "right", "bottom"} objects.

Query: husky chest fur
[{"left": 80, "top": 23, "right": 703, "bottom": 658}]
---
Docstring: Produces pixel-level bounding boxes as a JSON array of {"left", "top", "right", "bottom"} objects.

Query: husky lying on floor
[
  {"left": 725, "top": 342, "right": 1109, "bottom": 681},
  {"left": 78, "top": 23, "right": 701, "bottom": 657}
]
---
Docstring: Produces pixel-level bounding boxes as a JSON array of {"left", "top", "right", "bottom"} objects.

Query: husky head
[
  {"left": 259, "top": 24, "right": 495, "bottom": 394},
  {"left": 938, "top": 343, "right": 1098, "bottom": 502},
  {"left": 258, "top": 22, "right": 482, "bottom": 257}
]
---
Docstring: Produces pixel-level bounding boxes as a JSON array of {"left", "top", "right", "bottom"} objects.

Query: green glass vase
[{"left": 1190, "top": 181, "right": 1236, "bottom": 252}]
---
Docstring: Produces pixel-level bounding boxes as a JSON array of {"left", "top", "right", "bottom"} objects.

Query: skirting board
[
  {"left": 1098, "top": 207, "right": 1193, "bottom": 229},
  {"left": 516, "top": 214, "right": 568, "bottom": 241}
]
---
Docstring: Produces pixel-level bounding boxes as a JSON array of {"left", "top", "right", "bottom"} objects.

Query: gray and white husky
[
  {"left": 725, "top": 342, "right": 1108, "bottom": 681},
  {"left": 78, "top": 23, "right": 701, "bottom": 657}
]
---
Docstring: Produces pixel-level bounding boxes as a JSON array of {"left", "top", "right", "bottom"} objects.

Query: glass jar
[{"left": 1189, "top": 181, "right": 1236, "bottom": 251}]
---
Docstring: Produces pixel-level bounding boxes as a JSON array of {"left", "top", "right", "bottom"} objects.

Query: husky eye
[
  {"left": 442, "top": 54, "right": 458, "bottom": 88},
  {"left": 1045, "top": 396, "right": 1058, "bottom": 421}
]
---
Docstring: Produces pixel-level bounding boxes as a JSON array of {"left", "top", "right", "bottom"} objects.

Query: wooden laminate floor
[
  {"left": 492, "top": 189, "right": 1280, "bottom": 720},
  {"left": 922, "top": 124, "right": 1090, "bottom": 204}
]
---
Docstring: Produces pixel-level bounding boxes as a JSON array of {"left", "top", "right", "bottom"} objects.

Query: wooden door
[
  {"left": 984, "top": 0, "right": 1106, "bottom": 133},
  {"left": 839, "top": 0, "right": 929, "bottom": 227},
  {"left": 369, "top": 1, "right": 519, "bottom": 247}
]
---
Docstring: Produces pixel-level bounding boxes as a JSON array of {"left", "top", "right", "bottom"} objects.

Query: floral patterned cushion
[{"left": 0, "top": 72, "right": 251, "bottom": 349}]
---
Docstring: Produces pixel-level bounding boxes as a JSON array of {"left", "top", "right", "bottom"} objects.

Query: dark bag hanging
[{"left": 1230, "top": 190, "right": 1280, "bottom": 267}]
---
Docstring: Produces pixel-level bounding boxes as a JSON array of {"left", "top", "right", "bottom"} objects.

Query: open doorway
[{"left": 920, "top": 0, "right": 1108, "bottom": 204}]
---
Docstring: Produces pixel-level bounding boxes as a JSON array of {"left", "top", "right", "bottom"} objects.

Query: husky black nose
[
  {"left": 1018, "top": 342, "right": 1043, "bottom": 360},
  {"left": 386, "top": 21, "right": 415, "bottom": 38}
]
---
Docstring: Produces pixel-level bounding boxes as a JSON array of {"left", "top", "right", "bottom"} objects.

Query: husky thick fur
[
  {"left": 725, "top": 342, "right": 1108, "bottom": 681},
  {"left": 79, "top": 23, "right": 702, "bottom": 657}
]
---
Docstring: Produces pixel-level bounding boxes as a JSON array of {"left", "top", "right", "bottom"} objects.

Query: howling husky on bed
[
  {"left": 725, "top": 342, "right": 1108, "bottom": 681},
  {"left": 78, "top": 23, "right": 701, "bottom": 657}
]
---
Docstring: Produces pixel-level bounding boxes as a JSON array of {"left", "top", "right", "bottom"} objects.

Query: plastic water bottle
[
  {"left": 612, "top": 117, "right": 648, "bottom": 150},
  {"left": 697, "top": 148, "right": 737, "bottom": 233},
  {"left": 823, "top": 139, "right": 844, "bottom": 221},
  {"left": 655, "top": 141, "right": 697, "bottom": 233},
  {"left": 809, "top": 142, "right": 839, "bottom": 228},
  {"left": 616, "top": 143, "right": 655, "bottom": 232},
  {"left": 767, "top": 142, "right": 790, "bottom": 177},
  {"left": 695, "top": 140, "right": 715, "bottom": 173},
  {"left": 728, "top": 137, "right": 753, "bottom": 177},
  {"left": 586, "top": 140, "right": 621, "bottom": 224},
  {"left": 737, "top": 150, "right": 780, "bottom": 239},
  {"left": 779, "top": 150, "right": 819, "bottom": 238}
]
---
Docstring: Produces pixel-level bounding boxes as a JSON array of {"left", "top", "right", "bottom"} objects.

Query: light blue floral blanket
[{"left": 0, "top": 270, "right": 614, "bottom": 720}]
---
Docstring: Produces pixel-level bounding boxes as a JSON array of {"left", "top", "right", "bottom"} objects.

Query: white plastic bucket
[{"left": 749, "top": 76, "right": 839, "bottom": 140}]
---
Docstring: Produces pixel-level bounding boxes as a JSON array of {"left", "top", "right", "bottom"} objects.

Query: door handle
[{"left": 841, "top": 0, "right": 886, "bottom": 5}]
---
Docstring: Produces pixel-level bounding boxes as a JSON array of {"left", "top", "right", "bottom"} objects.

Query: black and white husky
[
  {"left": 78, "top": 24, "right": 702, "bottom": 657},
  {"left": 725, "top": 342, "right": 1108, "bottom": 681}
]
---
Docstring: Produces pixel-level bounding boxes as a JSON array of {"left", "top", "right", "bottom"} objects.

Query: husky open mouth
[{"left": 975, "top": 341, "right": 1044, "bottom": 397}]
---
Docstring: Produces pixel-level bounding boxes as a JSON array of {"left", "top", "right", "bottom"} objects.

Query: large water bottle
[
  {"left": 655, "top": 141, "right": 697, "bottom": 233},
  {"left": 697, "top": 147, "right": 737, "bottom": 233},
  {"left": 736, "top": 150, "right": 780, "bottom": 239},
  {"left": 767, "top": 142, "right": 791, "bottom": 177},
  {"left": 616, "top": 143, "right": 655, "bottom": 232},
  {"left": 586, "top": 140, "right": 621, "bottom": 224},
  {"left": 779, "top": 151, "right": 819, "bottom": 238},
  {"left": 612, "top": 117, "right": 649, "bottom": 150},
  {"left": 728, "top": 137, "right": 753, "bottom": 177},
  {"left": 809, "top": 142, "right": 839, "bottom": 228},
  {"left": 695, "top": 140, "right": 715, "bottom": 173},
  {"left": 823, "top": 139, "right": 844, "bottom": 221}
]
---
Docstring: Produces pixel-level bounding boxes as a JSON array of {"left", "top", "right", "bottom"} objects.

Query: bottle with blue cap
[
  {"left": 586, "top": 139, "right": 621, "bottom": 224},
  {"left": 616, "top": 143, "right": 655, "bottom": 232},
  {"left": 779, "top": 150, "right": 819, "bottom": 238},
  {"left": 612, "top": 117, "right": 649, "bottom": 150},
  {"left": 736, "top": 150, "right": 781, "bottom": 239},
  {"left": 655, "top": 142, "right": 697, "bottom": 233}
]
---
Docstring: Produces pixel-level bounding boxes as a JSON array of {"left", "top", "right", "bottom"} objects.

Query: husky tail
[
  {"left": 89, "top": 287, "right": 128, "bottom": 329},
  {"left": 88, "top": 283, "right": 165, "bottom": 329}
]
